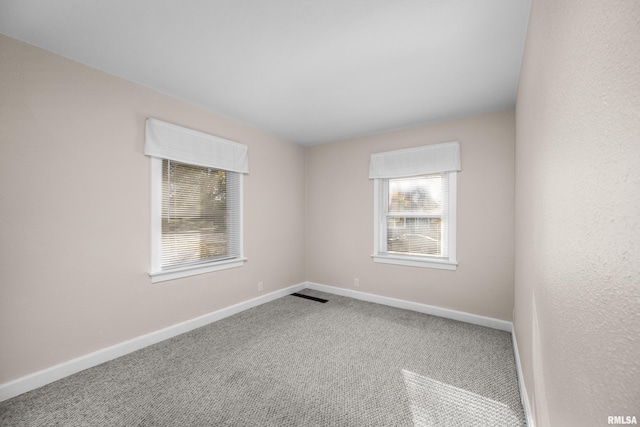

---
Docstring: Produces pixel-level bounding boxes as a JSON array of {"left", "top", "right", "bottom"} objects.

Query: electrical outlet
[
  {"left": 354, "top": 278, "right": 360, "bottom": 287},
  {"left": 258, "top": 282, "right": 263, "bottom": 292}
]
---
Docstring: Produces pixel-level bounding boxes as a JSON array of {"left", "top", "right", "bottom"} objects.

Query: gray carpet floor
[{"left": 0, "top": 289, "right": 526, "bottom": 426}]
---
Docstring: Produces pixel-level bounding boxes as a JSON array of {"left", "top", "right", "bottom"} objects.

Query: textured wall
[
  {"left": 514, "top": 0, "right": 640, "bottom": 425},
  {"left": 306, "top": 110, "right": 516, "bottom": 321},
  {"left": 0, "top": 35, "right": 306, "bottom": 383}
]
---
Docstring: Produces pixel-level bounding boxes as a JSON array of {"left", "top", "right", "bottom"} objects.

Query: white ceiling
[{"left": 0, "top": 0, "right": 531, "bottom": 146}]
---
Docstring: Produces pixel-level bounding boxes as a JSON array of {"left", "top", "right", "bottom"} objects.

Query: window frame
[
  {"left": 372, "top": 172, "right": 457, "bottom": 270},
  {"left": 149, "top": 157, "right": 245, "bottom": 283}
]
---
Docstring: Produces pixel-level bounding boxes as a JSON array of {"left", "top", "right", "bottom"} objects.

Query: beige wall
[
  {"left": 514, "top": 0, "right": 640, "bottom": 425},
  {"left": 0, "top": 35, "right": 306, "bottom": 383},
  {"left": 306, "top": 110, "right": 516, "bottom": 321}
]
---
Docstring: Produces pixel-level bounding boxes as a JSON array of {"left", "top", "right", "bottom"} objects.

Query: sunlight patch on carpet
[{"left": 402, "top": 369, "right": 521, "bottom": 426}]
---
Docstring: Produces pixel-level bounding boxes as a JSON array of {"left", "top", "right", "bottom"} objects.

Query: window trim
[
  {"left": 148, "top": 157, "right": 246, "bottom": 283},
  {"left": 372, "top": 172, "right": 457, "bottom": 270}
]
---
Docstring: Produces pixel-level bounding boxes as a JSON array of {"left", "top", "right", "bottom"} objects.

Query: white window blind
[
  {"left": 161, "top": 160, "right": 240, "bottom": 269},
  {"left": 369, "top": 142, "right": 460, "bottom": 179},
  {"left": 381, "top": 174, "right": 449, "bottom": 258},
  {"left": 145, "top": 118, "right": 249, "bottom": 173}
]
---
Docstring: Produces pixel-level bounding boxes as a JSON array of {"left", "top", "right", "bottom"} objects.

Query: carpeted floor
[{"left": 0, "top": 289, "right": 526, "bottom": 426}]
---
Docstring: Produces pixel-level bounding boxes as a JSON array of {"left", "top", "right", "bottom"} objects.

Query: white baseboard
[
  {"left": 0, "top": 282, "right": 307, "bottom": 402},
  {"left": 512, "top": 329, "right": 535, "bottom": 427},
  {"left": 305, "top": 282, "right": 513, "bottom": 332},
  {"left": 1, "top": 280, "right": 525, "bottom": 410}
]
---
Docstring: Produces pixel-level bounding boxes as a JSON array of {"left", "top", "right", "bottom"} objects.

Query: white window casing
[
  {"left": 370, "top": 142, "right": 460, "bottom": 270},
  {"left": 145, "top": 119, "right": 248, "bottom": 283}
]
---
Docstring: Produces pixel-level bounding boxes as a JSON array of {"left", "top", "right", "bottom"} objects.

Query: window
[
  {"left": 145, "top": 119, "right": 248, "bottom": 282},
  {"left": 370, "top": 143, "right": 460, "bottom": 270}
]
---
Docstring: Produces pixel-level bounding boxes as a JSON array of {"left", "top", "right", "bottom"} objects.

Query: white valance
[
  {"left": 369, "top": 142, "right": 461, "bottom": 179},
  {"left": 144, "top": 118, "right": 249, "bottom": 174}
]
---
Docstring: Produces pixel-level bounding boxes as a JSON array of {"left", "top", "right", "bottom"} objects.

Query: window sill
[
  {"left": 149, "top": 257, "right": 246, "bottom": 283},
  {"left": 372, "top": 254, "right": 457, "bottom": 271}
]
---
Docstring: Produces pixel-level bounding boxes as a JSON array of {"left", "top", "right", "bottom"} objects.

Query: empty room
[{"left": 1, "top": 0, "right": 638, "bottom": 426}]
